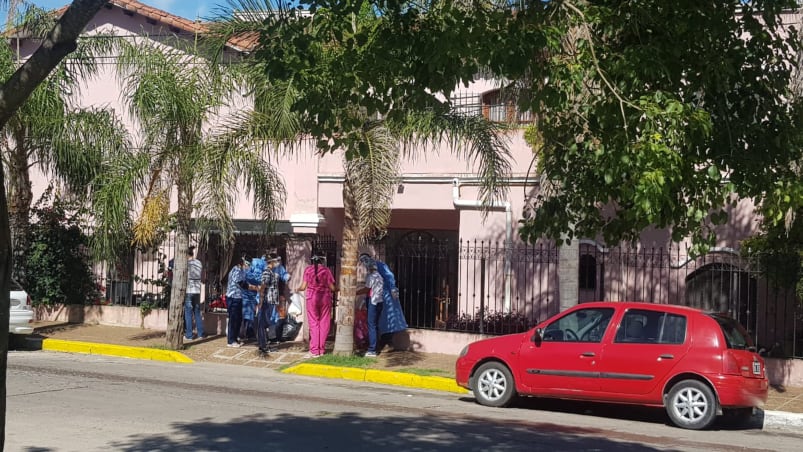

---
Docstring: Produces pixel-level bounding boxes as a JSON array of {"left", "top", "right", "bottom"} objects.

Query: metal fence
[
  {"left": 92, "top": 232, "right": 803, "bottom": 358},
  {"left": 375, "top": 238, "right": 802, "bottom": 358}
]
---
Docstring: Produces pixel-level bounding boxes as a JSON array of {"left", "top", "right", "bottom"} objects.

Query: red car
[{"left": 455, "top": 301, "right": 768, "bottom": 430}]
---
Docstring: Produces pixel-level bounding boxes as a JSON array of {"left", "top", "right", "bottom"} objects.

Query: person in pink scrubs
[{"left": 296, "top": 253, "right": 336, "bottom": 357}]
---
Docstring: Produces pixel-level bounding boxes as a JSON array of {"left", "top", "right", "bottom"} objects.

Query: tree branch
[{"left": 0, "top": 0, "right": 109, "bottom": 129}]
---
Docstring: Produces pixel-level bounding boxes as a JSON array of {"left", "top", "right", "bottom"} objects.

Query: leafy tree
[
  {"left": 212, "top": 0, "right": 512, "bottom": 355},
  {"left": 504, "top": 1, "right": 803, "bottom": 257},
  {"left": 91, "top": 37, "right": 285, "bottom": 350},
  {"left": 222, "top": 1, "right": 803, "bottom": 317},
  {"left": 0, "top": 0, "right": 113, "bottom": 446}
]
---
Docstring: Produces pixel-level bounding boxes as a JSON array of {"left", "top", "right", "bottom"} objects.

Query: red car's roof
[{"left": 575, "top": 301, "right": 707, "bottom": 315}]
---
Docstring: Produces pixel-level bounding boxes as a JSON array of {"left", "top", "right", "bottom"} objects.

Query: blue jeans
[
  {"left": 256, "top": 303, "right": 277, "bottom": 350},
  {"left": 226, "top": 298, "right": 243, "bottom": 345},
  {"left": 184, "top": 293, "right": 204, "bottom": 339},
  {"left": 367, "top": 301, "right": 384, "bottom": 353}
]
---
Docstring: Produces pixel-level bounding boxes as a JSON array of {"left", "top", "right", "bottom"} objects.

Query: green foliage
[
  {"left": 512, "top": 0, "right": 803, "bottom": 252},
  {"left": 742, "top": 212, "right": 803, "bottom": 301},
  {"left": 214, "top": 0, "right": 510, "bottom": 230},
  {"left": 230, "top": 1, "right": 803, "bottom": 252},
  {"left": 22, "top": 188, "right": 99, "bottom": 306}
]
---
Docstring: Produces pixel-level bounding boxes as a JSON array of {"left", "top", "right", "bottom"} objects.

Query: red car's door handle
[
  {"left": 581, "top": 352, "right": 595, "bottom": 357},
  {"left": 659, "top": 354, "right": 674, "bottom": 359}
]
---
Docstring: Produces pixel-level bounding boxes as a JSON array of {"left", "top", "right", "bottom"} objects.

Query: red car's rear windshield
[{"left": 708, "top": 314, "right": 755, "bottom": 350}]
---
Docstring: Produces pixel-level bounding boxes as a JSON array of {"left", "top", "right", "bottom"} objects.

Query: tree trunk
[
  {"left": 165, "top": 182, "right": 192, "bottom": 350},
  {"left": 0, "top": 1, "right": 111, "bottom": 449},
  {"left": 0, "top": 137, "right": 13, "bottom": 452},
  {"left": 333, "top": 177, "right": 359, "bottom": 356},
  {"left": 7, "top": 136, "right": 33, "bottom": 280},
  {"left": 558, "top": 236, "right": 579, "bottom": 312}
]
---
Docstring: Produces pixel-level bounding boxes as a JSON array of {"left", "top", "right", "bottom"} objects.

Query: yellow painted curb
[
  {"left": 42, "top": 339, "right": 193, "bottom": 363},
  {"left": 282, "top": 363, "right": 468, "bottom": 394}
]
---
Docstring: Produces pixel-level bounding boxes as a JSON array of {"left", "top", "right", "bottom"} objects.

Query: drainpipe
[{"left": 452, "top": 178, "right": 513, "bottom": 312}]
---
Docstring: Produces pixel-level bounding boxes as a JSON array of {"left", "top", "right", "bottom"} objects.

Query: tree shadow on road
[{"left": 106, "top": 411, "right": 683, "bottom": 452}]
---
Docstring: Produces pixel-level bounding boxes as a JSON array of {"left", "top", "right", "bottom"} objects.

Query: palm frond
[
  {"left": 205, "top": 0, "right": 279, "bottom": 58},
  {"left": 90, "top": 151, "right": 152, "bottom": 260},
  {"left": 195, "top": 137, "right": 286, "bottom": 243},
  {"left": 216, "top": 79, "right": 302, "bottom": 150},
  {"left": 41, "top": 108, "right": 130, "bottom": 196},
  {"left": 344, "top": 121, "right": 400, "bottom": 239}
]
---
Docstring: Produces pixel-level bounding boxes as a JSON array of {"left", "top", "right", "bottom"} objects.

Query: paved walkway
[{"left": 25, "top": 321, "right": 803, "bottom": 430}]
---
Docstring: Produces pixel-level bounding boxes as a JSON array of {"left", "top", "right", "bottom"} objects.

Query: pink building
[{"left": 12, "top": 1, "right": 802, "bottom": 359}]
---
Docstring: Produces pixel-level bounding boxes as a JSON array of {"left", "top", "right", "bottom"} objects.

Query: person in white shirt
[
  {"left": 184, "top": 246, "right": 205, "bottom": 340},
  {"left": 357, "top": 255, "right": 384, "bottom": 357}
]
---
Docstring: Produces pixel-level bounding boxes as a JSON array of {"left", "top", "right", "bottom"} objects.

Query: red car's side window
[
  {"left": 542, "top": 308, "right": 615, "bottom": 343},
  {"left": 614, "top": 309, "right": 687, "bottom": 344}
]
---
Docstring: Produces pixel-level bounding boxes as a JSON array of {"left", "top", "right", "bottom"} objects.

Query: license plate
[{"left": 752, "top": 361, "right": 761, "bottom": 375}]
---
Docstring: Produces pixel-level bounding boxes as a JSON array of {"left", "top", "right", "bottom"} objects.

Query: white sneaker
[
  {"left": 365, "top": 351, "right": 378, "bottom": 357},
  {"left": 227, "top": 343, "right": 241, "bottom": 348}
]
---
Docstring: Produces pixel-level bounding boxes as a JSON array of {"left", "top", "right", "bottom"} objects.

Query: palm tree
[
  {"left": 211, "top": 1, "right": 512, "bottom": 355},
  {"left": 91, "top": 36, "right": 285, "bottom": 350},
  {"left": 1, "top": 5, "right": 128, "bottom": 279}
]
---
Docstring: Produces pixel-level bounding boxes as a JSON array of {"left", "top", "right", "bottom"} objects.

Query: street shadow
[
  {"left": 106, "top": 412, "right": 675, "bottom": 452},
  {"left": 456, "top": 396, "right": 764, "bottom": 431}
]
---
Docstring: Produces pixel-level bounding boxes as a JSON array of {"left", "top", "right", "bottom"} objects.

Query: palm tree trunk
[
  {"left": 333, "top": 177, "right": 359, "bottom": 355},
  {"left": 7, "top": 137, "right": 33, "bottom": 280},
  {"left": 166, "top": 182, "right": 192, "bottom": 350}
]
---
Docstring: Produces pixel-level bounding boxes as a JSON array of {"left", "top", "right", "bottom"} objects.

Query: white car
[{"left": 9, "top": 279, "right": 34, "bottom": 335}]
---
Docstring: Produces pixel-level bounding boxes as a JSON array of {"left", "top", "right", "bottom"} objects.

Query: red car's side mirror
[{"left": 532, "top": 328, "right": 543, "bottom": 344}]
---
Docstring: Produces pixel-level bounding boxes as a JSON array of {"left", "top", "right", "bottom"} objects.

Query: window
[
  {"left": 480, "top": 89, "right": 533, "bottom": 124},
  {"left": 615, "top": 309, "right": 687, "bottom": 344},
  {"left": 710, "top": 314, "right": 754, "bottom": 350},
  {"left": 542, "top": 308, "right": 614, "bottom": 343}
]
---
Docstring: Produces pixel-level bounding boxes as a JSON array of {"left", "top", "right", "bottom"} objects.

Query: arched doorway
[{"left": 684, "top": 263, "right": 757, "bottom": 334}]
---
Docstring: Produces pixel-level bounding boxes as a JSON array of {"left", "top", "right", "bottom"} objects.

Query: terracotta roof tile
[{"left": 6, "top": 0, "right": 259, "bottom": 52}]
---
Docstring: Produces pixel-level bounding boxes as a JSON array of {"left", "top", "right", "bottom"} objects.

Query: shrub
[
  {"left": 445, "top": 309, "right": 534, "bottom": 335},
  {"left": 22, "top": 190, "right": 99, "bottom": 306}
]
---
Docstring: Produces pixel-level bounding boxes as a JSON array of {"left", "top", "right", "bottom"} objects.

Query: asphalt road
[{"left": 7, "top": 351, "right": 803, "bottom": 452}]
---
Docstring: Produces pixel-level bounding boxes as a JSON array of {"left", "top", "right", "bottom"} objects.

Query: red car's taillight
[
  {"left": 723, "top": 351, "right": 742, "bottom": 375},
  {"left": 723, "top": 351, "right": 762, "bottom": 378}
]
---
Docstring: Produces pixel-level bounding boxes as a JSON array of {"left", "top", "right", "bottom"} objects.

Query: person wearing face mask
[
  {"left": 296, "top": 252, "right": 336, "bottom": 358},
  {"left": 225, "top": 255, "right": 255, "bottom": 348},
  {"left": 358, "top": 253, "right": 408, "bottom": 354},
  {"left": 256, "top": 253, "right": 282, "bottom": 355},
  {"left": 356, "top": 255, "right": 384, "bottom": 357}
]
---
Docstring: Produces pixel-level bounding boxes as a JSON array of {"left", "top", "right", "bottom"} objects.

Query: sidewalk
[
  {"left": 26, "top": 322, "right": 803, "bottom": 430},
  {"left": 29, "top": 322, "right": 464, "bottom": 392}
]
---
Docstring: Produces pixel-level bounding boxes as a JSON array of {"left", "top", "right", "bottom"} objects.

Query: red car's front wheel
[{"left": 473, "top": 362, "right": 517, "bottom": 407}]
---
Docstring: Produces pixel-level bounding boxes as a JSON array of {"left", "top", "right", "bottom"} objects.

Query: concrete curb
[
  {"left": 282, "top": 363, "right": 469, "bottom": 394},
  {"left": 763, "top": 410, "right": 803, "bottom": 431},
  {"left": 41, "top": 339, "right": 193, "bottom": 363}
]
